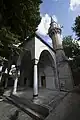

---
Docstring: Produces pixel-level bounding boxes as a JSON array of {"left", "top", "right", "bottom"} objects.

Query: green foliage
[
  {"left": 0, "top": 27, "right": 20, "bottom": 59},
  {"left": 72, "top": 15, "right": 80, "bottom": 40},
  {"left": 0, "top": 0, "right": 42, "bottom": 41},
  {"left": 62, "top": 35, "right": 80, "bottom": 69},
  {"left": 0, "top": 0, "right": 42, "bottom": 59},
  {"left": 63, "top": 36, "right": 80, "bottom": 85},
  {"left": 63, "top": 36, "right": 80, "bottom": 59}
]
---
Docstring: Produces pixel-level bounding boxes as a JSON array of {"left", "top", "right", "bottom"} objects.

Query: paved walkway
[
  {"left": 2, "top": 88, "right": 80, "bottom": 120},
  {"left": 3, "top": 88, "right": 67, "bottom": 119},
  {"left": 15, "top": 88, "right": 67, "bottom": 105},
  {"left": 0, "top": 98, "right": 33, "bottom": 120},
  {"left": 46, "top": 92, "right": 80, "bottom": 120}
]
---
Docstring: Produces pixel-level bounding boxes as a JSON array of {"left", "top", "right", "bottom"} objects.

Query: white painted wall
[{"left": 35, "top": 37, "right": 56, "bottom": 62}]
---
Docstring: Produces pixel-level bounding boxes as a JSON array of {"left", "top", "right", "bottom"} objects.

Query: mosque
[{"left": 1, "top": 17, "right": 73, "bottom": 98}]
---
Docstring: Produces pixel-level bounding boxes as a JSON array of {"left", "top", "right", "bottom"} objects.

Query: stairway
[
  {"left": 5, "top": 94, "right": 49, "bottom": 120},
  {"left": 5, "top": 91, "right": 68, "bottom": 120},
  {"left": 38, "top": 91, "right": 68, "bottom": 112}
]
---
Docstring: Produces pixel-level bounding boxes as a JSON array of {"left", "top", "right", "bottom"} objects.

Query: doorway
[
  {"left": 41, "top": 76, "right": 46, "bottom": 88},
  {"left": 24, "top": 77, "right": 27, "bottom": 86}
]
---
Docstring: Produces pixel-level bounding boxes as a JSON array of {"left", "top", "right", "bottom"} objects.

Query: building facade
[
  {"left": 2, "top": 17, "right": 73, "bottom": 98},
  {"left": 14, "top": 17, "right": 73, "bottom": 98}
]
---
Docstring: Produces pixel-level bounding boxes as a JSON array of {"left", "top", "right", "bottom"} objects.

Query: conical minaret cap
[
  {"left": 50, "top": 16, "right": 58, "bottom": 27},
  {"left": 51, "top": 16, "right": 56, "bottom": 24},
  {"left": 48, "top": 16, "right": 62, "bottom": 35}
]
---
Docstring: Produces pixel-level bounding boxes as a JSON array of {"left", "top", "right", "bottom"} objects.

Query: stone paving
[
  {"left": 15, "top": 88, "right": 67, "bottom": 106},
  {"left": 46, "top": 92, "right": 80, "bottom": 120},
  {"left": 2, "top": 88, "right": 80, "bottom": 120},
  {"left": 0, "top": 98, "right": 33, "bottom": 120},
  {"left": 3, "top": 88, "right": 67, "bottom": 120}
]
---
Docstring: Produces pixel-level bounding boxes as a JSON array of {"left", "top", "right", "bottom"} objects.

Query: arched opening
[{"left": 38, "top": 50, "right": 56, "bottom": 90}]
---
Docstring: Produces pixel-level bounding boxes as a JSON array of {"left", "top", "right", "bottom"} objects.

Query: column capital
[{"left": 32, "top": 59, "right": 39, "bottom": 65}]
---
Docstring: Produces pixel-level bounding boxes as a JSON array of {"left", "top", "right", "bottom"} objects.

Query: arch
[
  {"left": 38, "top": 50, "right": 56, "bottom": 69},
  {"left": 35, "top": 46, "right": 56, "bottom": 63},
  {"left": 35, "top": 36, "right": 56, "bottom": 63},
  {"left": 38, "top": 50, "right": 58, "bottom": 90}
]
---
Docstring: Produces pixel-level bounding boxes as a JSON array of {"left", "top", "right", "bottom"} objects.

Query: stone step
[
  {"left": 6, "top": 96, "right": 45, "bottom": 120},
  {"left": 40, "top": 92, "right": 68, "bottom": 112},
  {"left": 5, "top": 95, "right": 49, "bottom": 120},
  {"left": 11, "top": 94, "right": 49, "bottom": 117},
  {"left": 48, "top": 92, "right": 68, "bottom": 111}
]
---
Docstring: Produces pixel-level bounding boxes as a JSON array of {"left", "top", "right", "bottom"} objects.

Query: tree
[
  {"left": 0, "top": 0, "right": 42, "bottom": 60},
  {"left": 62, "top": 35, "right": 80, "bottom": 70},
  {"left": 72, "top": 15, "right": 80, "bottom": 40},
  {"left": 63, "top": 36, "right": 80, "bottom": 85},
  {"left": 63, "top": 36, "right": 80, "bottom": 59},
  {"left": 0, "top": 0, "right": 42, "bottom": 87}
]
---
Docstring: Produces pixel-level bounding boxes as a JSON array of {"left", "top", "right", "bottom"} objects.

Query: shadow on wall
[{"left": 19, "top": 51, "right": 33, "bottom": 87}]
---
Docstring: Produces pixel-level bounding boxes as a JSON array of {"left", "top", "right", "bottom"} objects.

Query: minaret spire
[
  {"left": 50, "top": 16, "right": 58, "bottom": 25},
  {"left": 51, "top": 16, "right": 53, "bottom": 23},
  {"left": 50, "top": 16, "right": 55, "bottom": 24},
  {"left": 48, "top": 16, "right": 62, "bottom": 49}
]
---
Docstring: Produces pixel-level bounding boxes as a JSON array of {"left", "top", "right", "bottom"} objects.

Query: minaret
[
  {"left": 48, "top": 17, "right": 73, "bottom": 91},
  {"left": 48, "top": 17, "right": 63, "bottom": 50}
]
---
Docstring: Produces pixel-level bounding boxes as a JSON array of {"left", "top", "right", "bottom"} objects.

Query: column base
[
  {"left": 12, "top": 90, "right": 17, "bottom": 95},
  {"left": 32, "top": 94, "right": 39, "bottom": 103},
  {"left": 33, "top": 94, "right": 38, "bottom": 100},
  {"left": 33, "top": 94, "right": 38, "bottom": 97}
]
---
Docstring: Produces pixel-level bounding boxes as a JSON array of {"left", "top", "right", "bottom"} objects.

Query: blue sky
[{"left": 38, "top": 0, "right": 80, "bottom": 37}]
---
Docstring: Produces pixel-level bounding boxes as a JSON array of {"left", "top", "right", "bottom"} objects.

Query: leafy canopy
[
  {"left": 63, "top": 36, "right": 80, "bottom": 59},
  {"left": 0, "top": 0, "right": 42, "bottom": 60},
  {"left": 72, "top": 15, "right": 80, "bottom": 40},
  {"left": 63, "top": 36, "right": 80, "bottom": 71}
]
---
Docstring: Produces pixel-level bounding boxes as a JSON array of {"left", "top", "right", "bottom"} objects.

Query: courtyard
[
  {"left": 3, "top": 88, "right": 67, "bottom": 119},
  {"left": 0, "top": 87, "right": 80, "bottom": 120}
]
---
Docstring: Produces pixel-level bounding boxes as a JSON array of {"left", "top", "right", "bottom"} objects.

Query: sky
[{"left": 37, "top": 0, "right": 80, "bottom": 44}]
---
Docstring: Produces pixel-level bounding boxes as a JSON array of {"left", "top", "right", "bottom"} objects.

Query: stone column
[
  {"left": 12, "top": 68, "right": 18, "bottom": 94},
  {"left": 4, "top": 68, "right": 9, "bottom": 88},
  {"left": 13, "top": 77, "right": 18, "bottom": 94},
  {"left": 33, "top": 59, "right": 38, "bottom": 98},
  {"left": 0, "top": 66, "right": 3, "bottom": 82}
]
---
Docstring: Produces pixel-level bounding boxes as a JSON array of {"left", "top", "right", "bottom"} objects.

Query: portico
[
  {"left": 3, "top": 17, "right": 73, "bottom": 99},
  {"left": 13, "top": 31, "right": 59, "bottom": 98}
]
